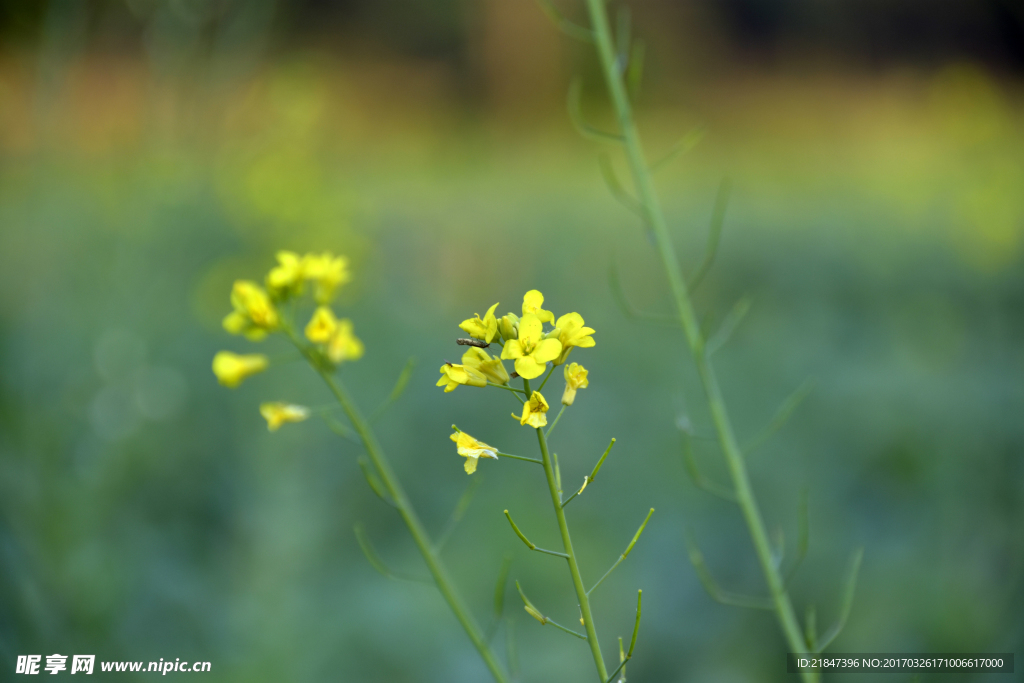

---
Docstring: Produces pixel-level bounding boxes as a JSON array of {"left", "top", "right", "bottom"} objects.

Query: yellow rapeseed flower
[
  {"left": 562, "top": 362, "right": 589, "bottom": 405},
  {"left": 522, "top": 289, "right": 555, "bottom": 324},
  {"left": 266, "top": 250, "right": 305, "bottom": 297},
  {"left": 500, "top": 314, "right": 562, "bottom": 380},
  {"left": 259, "top": 402, "right": 310, "bottom": 431},
  {"left": 212, "top": 351, "right": 268, "bottom": 388},
  {"left": 223, "top": 280, "right": 279, "bottom": 340},
  {"left": 462, "top": 347, "right": 510, "bottom": 385},
  {"left": 459, "top": 302, "right": 500, "bottom": 344},
  {"left": 326, "top": 319, "right": 364, "bottom": 363},
  {"left": 303, "top": 252, "right": 351, "bottom": 304},
  {"left": 436, "top": 360, "right": 487, "bottom": 393},
  {"left": 513, "top": 391, "right": 550, "bottom": 428},
  {"left": 552, "top": 313, "right": 595, "bottom": 365},
  {"left": 450, "top": 428, "right": 499, "bottom": 474},
  {"left": 305, "top": 306, "right": 338, "bottom": 344}
]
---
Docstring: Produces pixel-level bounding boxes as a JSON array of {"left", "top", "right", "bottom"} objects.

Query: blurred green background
[{"left": 1, "top": 1, "right": 1023, "bottom": 681}]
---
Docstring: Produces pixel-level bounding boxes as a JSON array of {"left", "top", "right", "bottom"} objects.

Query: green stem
[
  {"left": 537, "top": 364, "right": 556, "bottom": 392},
  {"left": 581, "top": 2, "right": 816, "bottom": 681},
  {"left": 545, "top": 405, "right": 567, "bottom": 439},
  {"left": 490, "top": 381, "right": 527, "bottom": 395},
  {"left": 326, "top": 371, "right": 509, "bottom": 682},
  {"left": 286, "top": 329, "right": 509, "bottom": 683},
  {"left": 496, "top": 451, "right": 544, "bottom": 465},
  {"left": 525, "top": 378, "right": 608, "bottom": 681}
]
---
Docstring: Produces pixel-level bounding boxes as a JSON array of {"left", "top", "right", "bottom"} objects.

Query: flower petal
[
  {"left": 515, "top": 356, "right": 546, "bottom": 380},
  {"left": 532, "top": 338, "right": 563, "bottom": 364},
  {"left": 501, "top": 340, "right": 523, "bottom": 360},
  {"left": 518, "top": 314, "right": 543, "bottom": 346}
]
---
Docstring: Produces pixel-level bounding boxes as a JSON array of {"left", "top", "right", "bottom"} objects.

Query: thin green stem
[
  {"left": 561, "top": 486, "right": 583, "bottom": 508},
  {"left": 545, "top": 618, "right": 588, "bottom": 640},
  {"left": 587, "top": 556, "right": 623, "bottom": 596},
  {"left": 284, "top": 327, "right": 509, "bottom": 683},
  {"left": 580, "top": 2, "right": 816, "bottom": 681},
  {"left": 553, "top": 450, "right": 563, "bottom": 501},
  {"left": 504, "top": 509, "right": 570, "bottom": 559},
  {"left": 490, "top": 382, "right": 526, "bottom": 403},
  {"left": 524, "top": 378, "right": 609, "bottom": 681},
  {"left": 496, "top": 451, "right": 543, "bottom": 465},
  {"left": 587, "top": 508, "right": 653, "bottom": 595},
  {"left": 537, "top": 364, "right": 556, "bottom": 392},
  {"left": 490, "top": 381, "right": 527, "bottom": 395},
  {"left": 545, "top": 405, "right": 567, "bottom": 439},
  {"left": 606, "top": 657, "right": 627, "bottom": 683}
]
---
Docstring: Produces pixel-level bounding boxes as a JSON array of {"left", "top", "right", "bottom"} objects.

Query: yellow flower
[
  {"left": 212, "top": 351, "right": 268, "bottom": 388},
  {"left": 562, "top": 362, "right": 589, "bottom": 406},
  {"left": 259, "top": 402, "right": 310, "bottom": 431},
  {"left": 326, "top": 319, "right": 364, "bottom": 363},
  {"left": 552, "top": 313, "right": 595, "bottom": 365},
  {"left": 266, "top": 250, "right": 305, "bottom": 297},
  {"left": 513, "top": 391, "right": 549, "bottom": 428},
  {"left": 436, "top": 361, "right": 487, "bottom": 393},
  {"left": 522, "top": 289, "right": 555, "bottom": 324},
  {"left": 450, "top": 428, "right": 499, "bottom": 474},
  {"left": 305, "top": 306, "right": 338, "bottom": 344},
  {"left": 223, "top": 280, "right": 279, "bottom": 340},
  {"left": 462, "top": 347, "right": 509, "bottom": 385},
  {"left": 303, "top": 252, "right": 351, "bottom": 304},
  {"left": 500, "top": 314, "right": 562, "bottom": 379},
  {"left": 459, "top": 302, "right": 500, "bottom": 344}
]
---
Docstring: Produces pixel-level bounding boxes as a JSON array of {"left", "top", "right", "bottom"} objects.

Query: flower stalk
[
  {"left": 214, "top": 252, "right": 513, "bottom": 681},
  {"left": 578, "top": 0, "right": 819, "bottom": 679},
  {"left": 283, "top": 324, "right": 510, "bottom": 683},
  {"left": 441, "top": 289, "right": 642, "bottom": 682},
  {"left": 524, "top": 376, "right": 609, "bottom": 681}
]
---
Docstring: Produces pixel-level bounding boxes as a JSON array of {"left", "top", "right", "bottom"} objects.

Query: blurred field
[{"left": 1, "top": 2, "right": 1023, "bottom": 682}]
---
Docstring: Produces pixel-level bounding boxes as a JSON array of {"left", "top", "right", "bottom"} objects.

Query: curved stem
[
  {"left": 323, "top": 370, "right": 509, "bottom": 682},
  {"left": 580, "top": 2, "right": 816, "bottom": 681},
  {"left": 525, "top": 378, "right": 609, "bottom": 681},
  {"left": 285, "top": 328, "right": 508, "bottom": 682}
]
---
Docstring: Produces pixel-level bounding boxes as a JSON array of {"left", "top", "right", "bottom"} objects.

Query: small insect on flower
[
  {"left": 212, "top": 351, "right": 269, "bottom": 388},
  {"left": 513, "top": 391, "right": 550, "bottom": 428},
  {"left": 450, "top": 427, "right": 499, "bottom": 474},
  {"left": 223, "top": 281, "right": 280, "bottom": 340},
  {"left": 459, "top": 302, "right": 500, "bottom": 344},
  {"left": 562, "top": 362, "right": 589, "bottom": 406},
  {"left": 260, "top": 402, "right": 310, "bottom": 431}
]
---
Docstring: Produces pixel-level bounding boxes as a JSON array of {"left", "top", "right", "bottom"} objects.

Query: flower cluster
[
  {"left": 440, "top": 290, "right": 594, "bottom": 385},
  {"left": 441, "top": 289, "right": 596, "bottom": 473},
  {"left": 212, "top": 250, "right": 362, "bottom": 431}
]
